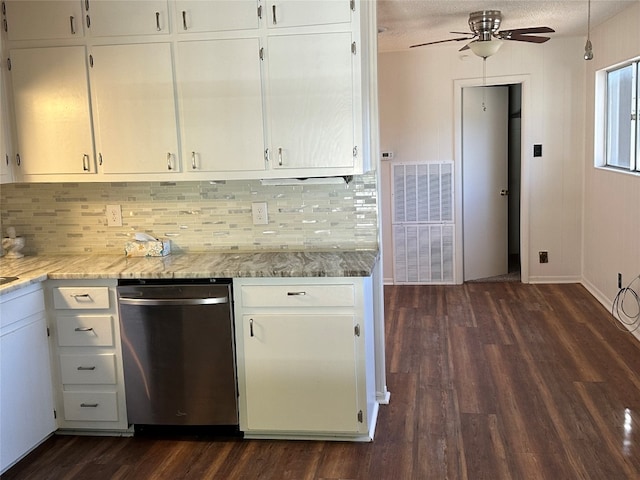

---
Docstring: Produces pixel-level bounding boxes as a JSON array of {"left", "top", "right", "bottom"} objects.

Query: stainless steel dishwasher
[{"left": 117, "top": 278, "right": 238, "bottom": 427}]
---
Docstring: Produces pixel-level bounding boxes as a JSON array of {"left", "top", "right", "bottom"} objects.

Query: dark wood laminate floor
[{"left": 3, "top": 283, "right": 640, "bottom": 480}]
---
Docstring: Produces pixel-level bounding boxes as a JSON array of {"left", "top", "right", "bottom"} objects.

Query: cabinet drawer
[
  {"left": 240, "top": 284, "right": 354, "bottom": 308},
  {"left": 59, "top": 354, "right": 117, "bottom": 385},
  {"left": 62, "top": 391, "right": 118, "bottom": 422},
  {"left": 53, "top": 287, "right": 110, "bottom": 310},
  {"left": 56, "top": 315, "right": 114, "bottom": 347}
]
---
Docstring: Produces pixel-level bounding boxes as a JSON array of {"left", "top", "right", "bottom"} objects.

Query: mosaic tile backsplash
[{"left": 0, "top": 174, "right": 378, "bottom": 255}]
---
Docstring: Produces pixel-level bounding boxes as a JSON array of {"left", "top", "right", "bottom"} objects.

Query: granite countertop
[{"left": 0, "top": 250, "right": 379, "bottom": 295}]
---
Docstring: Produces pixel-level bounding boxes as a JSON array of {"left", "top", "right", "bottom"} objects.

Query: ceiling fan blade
[
  {"left": 450, "top": 31, "right": 474, "bottom": 35},
  {"left": 410, "top": 36, "right": 475, "bottom": 48},
  {"left": 498, "top": 26, "right": 555, "bottom": 39},
  {"left": 501, "top": 33, "right": 551, "bottom": 44},
  {"left": 459, "top": 43, "right": 471, "bottom": 52}
]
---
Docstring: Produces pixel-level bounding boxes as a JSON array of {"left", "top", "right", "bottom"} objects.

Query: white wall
[
  {"left": 582, "top": 3, "right": 640, "bottom": 330},
  {"left": 378, "top": 36, "right": 586, "bottom": 284}
]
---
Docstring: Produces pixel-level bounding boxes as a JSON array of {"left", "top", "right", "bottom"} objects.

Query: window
[{"left": 605, "top": 60, "right": 639, "bottom": 172}]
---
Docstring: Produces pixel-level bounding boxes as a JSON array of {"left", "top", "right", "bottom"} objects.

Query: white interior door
[{"left": 462, "top": 86, "right": 509, "bottom": 281}]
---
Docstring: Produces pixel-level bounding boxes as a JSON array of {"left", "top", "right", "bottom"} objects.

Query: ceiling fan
[{"left": 410, "top": 10, "right": 555, "bottom": 58}]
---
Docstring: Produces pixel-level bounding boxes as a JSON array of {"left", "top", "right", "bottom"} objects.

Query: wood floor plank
[{"left": 4, "top": 283, "right": 640, "bottom": 480}]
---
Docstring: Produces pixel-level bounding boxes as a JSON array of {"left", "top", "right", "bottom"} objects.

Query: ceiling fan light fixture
[{"left": 469, "top": 39, "right": 503, "bottom": 58}]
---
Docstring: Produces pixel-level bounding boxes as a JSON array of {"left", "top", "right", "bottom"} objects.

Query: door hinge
[
  {"left": 350, "top": 0, "right": 355, "bottom": 12},
  {"left": 354, "top": 324, "right": 361, "bottom": 336},
  {"left": 89, "top": 54, "right": 94, "bottom": 68},
  {"left": 351, "top": 42, "right": 357, "bottom": 55},
  {"left": 357, "top": 410, "right": 363, "bottom": 423},
  {"left": 6, "top": 57, "right": 10, "bottom": 71},
  {"left": 259, "top": 47, "right": 264, "bottom": 61},
  {"left": 257, "top": 4, "right": 262, "bottom": 19}
]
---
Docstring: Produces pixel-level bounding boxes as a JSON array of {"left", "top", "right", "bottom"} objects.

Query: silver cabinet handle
[
  {"left": 287, "top": 291, "right": 306, "bottom": 296},
  {"left": 82, "top": 154, "right": 90, "bottom": 171},
  {"left": 278, "top": 147, "right": 283, "bottom": 166},
  {"left": 249, "top": 318, "right": 254, "bottom": 337},
  {"left": 77, "top": 366, "right": 96, "bottom": 371},
  {"left": 155, "top": 11, "right": 161, "bottom": 31},
  {"left": 191, "top": 151, "right": 196, "bottom": 169},
  {"left": 182, "top": 10, "right": 187, "bottom": 30},
  {"left": 80, "top": 403, "right": 99, "bottom": 408},
  {"left": 70, "top": 293, "right": 91, "bottom": 298},
  {"left": 167, "top": 152, "right": 173, "bottom": 170},
  {"left": 272, "top": 5, "right": 277, "bottom": 24},
  {"left": 74, "top": 327, "right": 94, "bottom": 332},
  {"left": 16, "top": 154, "right": 20, "bottom": 166},
  {"left": 70, "top": 15, "right": 76, "bottom": 34}
]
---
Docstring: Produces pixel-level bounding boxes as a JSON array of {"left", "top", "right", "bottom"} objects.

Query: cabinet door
[
  {"left": 0, "top": 45, "right": 12, "bottom": 184},
  {"left": 0, "top": 316, "right": 56, "bottom": 472},
  {"left": 10, "top": 46, "right": 95, "bottom": 175},
  {"left": 86, "top": 0, "right": 169, "bottom": 37},
  {"left": 175, "top": 0, "right": 258, "bottom": 33},
  {"left": 4, "top": 0, "right": 84, "bottom": 41},
  {"left": 91, "top": 43, "right": 179, "bottom": 174},
  {"left": 242, "top": 314, "right": 360, "bottom": 433},
  {"left": 266, "top": 0, "right": 351, "bottom": 29},
  {"left": 266, "top": 32, "right": 354, "bottom": 170},
  {"left": 176, "top": 38, "right": 265, "bottom": 173}
]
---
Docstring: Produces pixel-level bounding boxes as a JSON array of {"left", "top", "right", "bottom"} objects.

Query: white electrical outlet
[
  {"left": 106, "top": 204, "right": 123, "bottom": 227},
  {"left": 252, "top": 202, "right": 269, "bottom": 225}
]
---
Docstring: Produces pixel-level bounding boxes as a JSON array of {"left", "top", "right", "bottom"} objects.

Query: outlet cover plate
[
  {"left": 106, "top": 204, "right": 123, "bottom": 227},
  {"left": 252, "top": 202, "right": 268, "bottom": 225}
]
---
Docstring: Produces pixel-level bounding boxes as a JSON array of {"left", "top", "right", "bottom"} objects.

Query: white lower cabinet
[
  {"left": 45, "top": 279, "right": 128, "bottom": 432},
  {"left": 0, "top": 284, "right": 56, "bottom": 474},
  {"left": 233, "top": 277, "right": 377, "bottom": 441}
]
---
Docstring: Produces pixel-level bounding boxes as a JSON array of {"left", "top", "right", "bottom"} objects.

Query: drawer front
[
  {"left": 53, "top": 287, "right": 110, "bottom": 310},
  {"left": 241, "top": 284, "right": 354, "bottom": 308},
  {"left": 56, "top": 315, "right": 114, "bottom": 347},
  {"left": 62, "top": 391, "right": 118, "bottom": 422},
  {"left": 59, "top": 353, "right": 117, "bottom": 385},
  {"left": 0, "top": 286, "right": 45, "bottom": 329}
]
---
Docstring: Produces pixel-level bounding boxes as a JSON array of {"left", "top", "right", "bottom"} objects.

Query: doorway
[{"left": 461, "top": 83, "right": 522, "bottom": 282}]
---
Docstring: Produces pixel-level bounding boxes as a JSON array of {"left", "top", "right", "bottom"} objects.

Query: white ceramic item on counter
[{"left": 2, "top": 227, "right": 25, "bottom": 258}]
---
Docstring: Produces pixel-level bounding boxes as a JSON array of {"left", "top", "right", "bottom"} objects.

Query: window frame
[{"left": 597, "top": 58, "right": 640, "bottom": 175}]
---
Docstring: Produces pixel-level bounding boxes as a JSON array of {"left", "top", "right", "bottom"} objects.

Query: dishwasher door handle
[{"left": 118, "top": 296, "right": 228, "bottom": 306}]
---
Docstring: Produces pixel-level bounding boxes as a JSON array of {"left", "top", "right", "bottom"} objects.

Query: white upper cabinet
[
  {"left": 175, "top": 0, "right": 259, "bottom": 33},
  {"left": 3, "top": 0, "right": 84, "bottom": 41},
  {"left": 176, "top": 38, "right": 265, "bottom": 173},
  {"left": 86, "top": 0, "right": 169, "bottom": 37},
  {"left": 0, "top": 37, "right": 12, "bottom": 183},
  {"left": 266, "top": 31, "right": 355, "bottom": 170},
  {"left": 90, "top": 43, "right": 179, "bottom": 174},
  {"left": 265, "top": 0, "right": 352, "bottom": 29},
  {"left": 10, "top": 46, "right": 95, "bottom": 175}
]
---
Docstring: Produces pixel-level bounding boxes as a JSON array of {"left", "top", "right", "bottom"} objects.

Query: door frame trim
[{"left": 453, "top": 74, "right": 531, "bottom": 284}]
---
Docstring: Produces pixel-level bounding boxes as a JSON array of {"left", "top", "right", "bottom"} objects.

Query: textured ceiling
[{"left": 377, "top": 0, "right": 639, "bottom": 52}]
